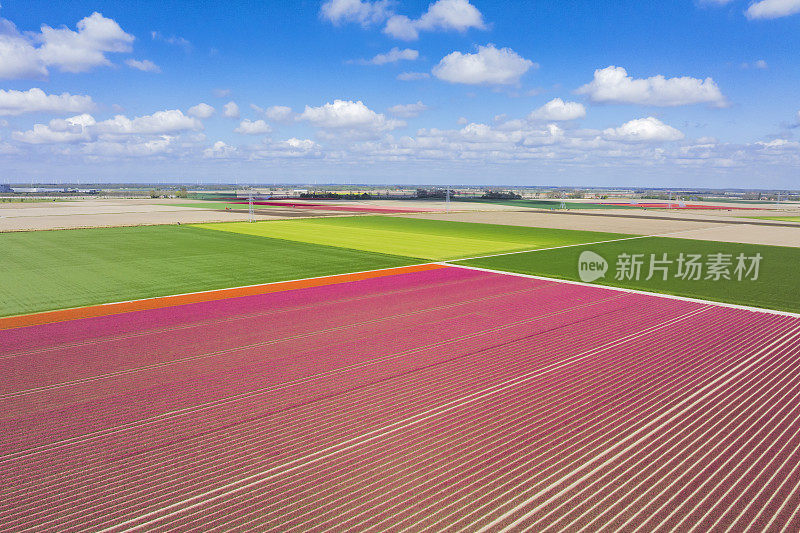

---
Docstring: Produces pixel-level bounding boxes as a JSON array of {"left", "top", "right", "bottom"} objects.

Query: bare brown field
[
  {"left": 403, "top": 210, "right": 800, "bottom": 248},
  {"left": 0, "top": 198, "right": 342, "bottom": 232},
  {"left": 4, "top": 197, "right": 800, "bottom": 249}
]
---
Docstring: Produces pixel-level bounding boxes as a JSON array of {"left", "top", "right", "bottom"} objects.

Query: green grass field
[
  {"left": 457, "top": 236, "right": 800, "bottom": 313},
  {"left": 188, "top": 193, "right": 240, "bottom": 201},
  {"left": 720, "top": 199, "right": 788, "bottom": 204},
  {"left": 7, "top": 215, "right": 793, "bottom": 317},
  {"left": 0, "top": 225, "right": 418, "bottom": 317},
  {"left": 745, "top": 216, "right": 800, "bottom": 223},
  {"left": 0, "top": 198, "right": 70, "bottom": 203},
  {"left": 194, "top": 216, "right": 635, "bottom": 260}
]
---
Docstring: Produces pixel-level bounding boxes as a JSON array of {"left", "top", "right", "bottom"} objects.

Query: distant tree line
[
  {"left": 149, "top": 187, "right": 188, "bottom": 198},
  {"left": 481, "top": 190, "right": 521, "bottom": 200},
  {"left": 545, "top": 190, "right": 584, "bottom": 199},
  {"left": 416, "top": 188, "right": 457, "bottom": 199},
  {"left": 299, "top": 192, "right": 374, "bottom": 200}
]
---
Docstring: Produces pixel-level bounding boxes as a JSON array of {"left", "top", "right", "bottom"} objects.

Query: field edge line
[
  {"left": 442, "top": 263, "right": 800, "bottom": 318},
  {"left": 0, "top": 263, "right": 447, "bottom": 331}
]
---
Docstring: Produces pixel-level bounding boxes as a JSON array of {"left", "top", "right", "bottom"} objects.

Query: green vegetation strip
[
  {"left": 193, "top": 216, "right": 635, "bottom": 260},
  {"left": 0, "top": 225, "right": 419, "bottom": 317},
  {"left": 0, "top": 198, "right": 70, "bottom": 203},
  {"left": 745, "top": 216, "right": 800, "bottom": 223},
  {"left": 455, "top": 236, "right": 800, "bottom": 313},
  {"left": 189, "top": 192, "right": 240, "bottom": 201},
  {"left": 719, "top": 199, "right": 789, "bottom": 204}
]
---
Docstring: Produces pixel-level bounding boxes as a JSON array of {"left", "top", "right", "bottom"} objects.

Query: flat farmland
[
  {"left": 2, "top": 266, "right": 800, "bottom": 531},
  {"left": 457, "top": 236, "right": 800, "bottom": 313},
  {"left": 405, "top": 210, "right": 800, "bottom": 248},
  {"left": 748, "top": 216, "right": 800, "bottom": 223},
  {"left": 0, "top": 225, "right": 419, "bottom": 317},
  {"left": 194, "top": 216, "right": 633, "bottom": 260},
  {"left": 0, "top": 198, "right": 284, "bottom": 231},
  {"left": 0, "top": 217, "right": 631, "bottom": 317},
  {"left": 455, "top": 198, "right": 641, "bottom": 210}
]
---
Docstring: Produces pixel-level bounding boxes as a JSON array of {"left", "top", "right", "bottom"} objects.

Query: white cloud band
[{"left": 576, "top": 66, "right": 727, "bottom": 107}]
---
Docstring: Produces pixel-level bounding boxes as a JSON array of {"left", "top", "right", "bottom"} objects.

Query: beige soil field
[
  {"left": 259, "top": 199, "right": 516, "bottom": 212},
  {"left": 0, "top": 198, "right": 342, "bottom": 232},
  {"left": 4, "top": 197, "right": 800, "bottom": 249},
  {"left": 404, "top": 210, "right": 800, "bottom": 248},
  {"left": 0, "top": 197, "right": 518, "bottom": 232}
]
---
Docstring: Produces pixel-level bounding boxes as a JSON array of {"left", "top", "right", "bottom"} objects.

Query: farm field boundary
[
  {"left": 451, "top": 235, "right": 800, "bottom": 313},
  {"left": 445, "top": 264, "right": 800, "bottom": 319},
  {"left": 192, "top": 216, "right": 635, "bottom": 260},
  {"left": 0, "top": 225, "right": 422, "bottom": 318},
  {"left": 0, "top": 263, "right": 446, "bottom": 331},
  {"left": 4, "top": 215, "right": 796, "bottom": 320},
  {"left": 5, "top": 216, "right": 796, "bottom": 323}
]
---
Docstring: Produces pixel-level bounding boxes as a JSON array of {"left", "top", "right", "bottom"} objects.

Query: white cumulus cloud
[
  {"left": 576, "top": 66, "right": 727, "bottom": 107},
  {"left": 0, "top": 12, "right": 134, "bottom": 78},
  {"left": 528, "top": 98, "right": 586, "bottom": 121},
  {"left": 284, "top": 138, "right": 318, "bottom": 150},
  {"left": 203, "top": 140, "right": 238, "bottom": 159},
  {"left": 234, "top": 119, "right": 272, "bottom": 135},
  {"left": 37, "top": 12, "right": 135, "bottom": 73},
  {"left": 223, "top": 101, "right": 240, "bottom": 118},
  {"left": 263, "top": 105, "right": 293, "bottom": 121},
  {"left": 12, "top": 109, "right": 202, "bottom": 145},
  {"left": 432, "top": 44, "right": 536, "bottom": 86},
  {"left": 251, "top": 104, "right": 292, "bottom": 121},
  {"left": 0, "top": 20, "right": 47, "bottom": 78},
  {"left": 388, "top": 101, "right": 428, "bottom": 118},
  {"left": 0, "top": 88, "right": 96, "bottom": 116},
  {"left": 13, "top": 113, "right": 96, "bottom": 144},
  {"left": 187, "top": 103, "right": 215, "bottom": 118},
  {"left": 320, "top": 0, "right": 392, "bottom": 26},
  {"left": 125, "top": 59, "right": 160, "bottom": 72},
  {"left": 384, "top": 0, "right": 486, "bottom": 40},
  {"left": 81, "top": 136, "right": 176, "bottom": 158},
  {"left": 355, "top": 47, "right": 419, "bottom": 65},
  {"left": 299, "top": 99, "right": 403, "bottom": 132},
  {"left": 603, "top": 117, "right": 684, "bottom": 142},
  {"left": 746, "top": 0, "right": 800, "bottom": 19},
  {"left": 756, "top": 138, "right": 800, "bottom": 149},
  {"left": 94, "top": 109, "right": 202, "bottom": 135}
]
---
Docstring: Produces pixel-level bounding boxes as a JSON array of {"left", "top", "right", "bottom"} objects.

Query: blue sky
[{"left": 0, "top": 0, "right": 798, "bottom": 187}]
